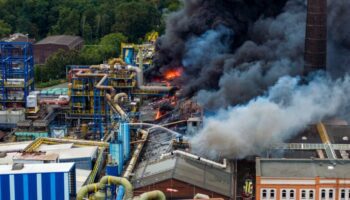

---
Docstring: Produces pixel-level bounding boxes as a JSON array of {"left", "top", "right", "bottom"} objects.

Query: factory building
[
  {"left": 0, "top": 162, "right": 76, "bottom": 200},
  {"left": 256, "top": 158, "right": 350, "bottom": 200},
  {"left": 132, "top": 155, "right": 233, "bottom": 199},
  {"left": 34, "top": 35, "right": 83, "bottom": 64}
]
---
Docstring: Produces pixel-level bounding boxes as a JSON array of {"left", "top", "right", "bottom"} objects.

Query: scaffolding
[{"left": 0, "top": 42, "right": 34, "bottom": 108}]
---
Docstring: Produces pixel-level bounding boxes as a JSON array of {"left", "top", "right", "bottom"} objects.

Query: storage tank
[{"left": 26, "top": 94, "right": 38, "bottom": 108}]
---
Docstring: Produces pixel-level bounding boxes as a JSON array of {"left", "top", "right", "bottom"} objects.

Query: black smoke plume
[{"left": 154, "top": 0, "right": 350, "bottom": 110}]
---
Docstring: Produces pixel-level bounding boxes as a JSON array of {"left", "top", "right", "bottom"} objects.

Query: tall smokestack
[{"left": 304, "top": 0, "right": 327, "bottom": 75}]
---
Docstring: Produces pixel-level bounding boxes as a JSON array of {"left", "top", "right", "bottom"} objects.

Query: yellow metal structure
[{"left": 316, "top": 122, "right": 331, "bottom": 144}]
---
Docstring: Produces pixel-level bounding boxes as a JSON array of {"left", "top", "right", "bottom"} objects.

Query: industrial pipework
[
  {"left": 123, "top": 129, "right": 149, "bottom": 179},
  {"left": 140, "top": 190, "right": 166, "bottom": 200},
  {"left": 77, "top": 176, "right": 133, "bottom": 200},
  {"left": 77, "top": 176, "right": 167, "bottom": 200},
  {"left": 106, "top": 93, "right": 128, "bottom": 120},
  {"left": 160, "top": 150, "right": 227, "bottom": 169}
]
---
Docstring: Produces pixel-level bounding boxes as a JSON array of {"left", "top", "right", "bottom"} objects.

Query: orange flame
[
  {"left": 155, "top": 109, "right": 161, "bottom": 120},
  {"left": 164, "top": 68, "right": 183, "bottom": 80}
]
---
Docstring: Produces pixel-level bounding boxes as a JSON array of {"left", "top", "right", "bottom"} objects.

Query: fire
[
  {"left": 155, "top": 109, "right": 161, "bottom": 120},
  {"left": 164, "top": 68, "right": 183, "bottom": 80}
]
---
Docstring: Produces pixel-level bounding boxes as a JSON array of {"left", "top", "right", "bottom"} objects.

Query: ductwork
[
  {"left": 160, "top": 150, "right": 227, "bottom": 169},
  {"left": 114, "top": 93, "right": 128, "bottom": 104},
  {"left": 75, "top": 70, "right": 115, "bottom": 94},
  {"left": 106, "top": 93, "right": 128, "bottom": 120},
  {"left": 126, "top": 65, "right": 172, "bottom": 92},
  {"left": 123, "top": 129, "right": 149, "bottom": 179},
  {"left": 193, "top": 193, "right": 210, "bottom": 199},
  {"left": 140, "top": 190, "right": 166, "bottom": 200},
  {"left": 76, "top": 176, "right": 133, "bottom": 200}
]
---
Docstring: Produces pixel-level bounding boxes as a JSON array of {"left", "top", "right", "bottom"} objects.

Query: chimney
[{"left": 304, "top": 0, "right": 327, "bottom": 75}]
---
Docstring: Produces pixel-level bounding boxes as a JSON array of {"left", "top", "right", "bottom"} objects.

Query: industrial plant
[{"left": 0, "top": 0, "right": 350, "bottom": 200}]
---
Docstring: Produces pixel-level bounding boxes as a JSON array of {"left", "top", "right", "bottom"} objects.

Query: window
[
  {"left": 329, "top": 189, "right": 333, "bottom": 199},
  {"left": 301, "top": 190, "right": 306, "bottom": 199},
  {"left": 270, "top": 190, "right": 275, "bottom": 199},
  {"left": 341, "top": 189, "right": 346, "bottom": 199},
  {"left": 290, "top": 190, "right": 295, "bottom": 199},
  {"left": 321, "top": 189, "right": 326, "bottom": 199},
  {"left": 281, "top": 190, "right": 287, "bottom": 199},
  {"left": 309, "top": 190, "right": 314, "bottom": 199},
  {"left": 262, "top": 189, "right": 267, "bottom": 199}
]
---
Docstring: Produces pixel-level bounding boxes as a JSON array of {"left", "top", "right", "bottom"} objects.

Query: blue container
[
  {"left": 0, "top": 163, "right": 76, "bottom": 200},
  {"left": 106, "top": 164, "right": 118, "bottom": 177}
]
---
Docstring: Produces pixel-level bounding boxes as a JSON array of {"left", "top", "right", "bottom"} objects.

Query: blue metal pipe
[{"left": 116, "top": 185, "right": 125, "bottom": 200}]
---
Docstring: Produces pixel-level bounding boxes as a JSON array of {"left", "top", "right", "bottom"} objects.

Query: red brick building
[
  {"left": 131, "top": 155, "right": 234, "bottom": 199},
  {"left": 34, "top": 35, "right": 84, "bottom": 64},
  {"left": 256, "top": 158, "right": 350, "bottom": 200}
]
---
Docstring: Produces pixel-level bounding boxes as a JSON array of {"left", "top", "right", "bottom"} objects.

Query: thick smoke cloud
[
  {"left": 327, "top": 0, "right": 350, "bottom": 77},
  {"left": 191, "top": 74, "right": 350, "bottom": 158},
  {"left": 155, "top": 0, "right": 305, "bottom": 109},
  {"left": 155, "top": 0, "right": 350, "bottom": 158}
]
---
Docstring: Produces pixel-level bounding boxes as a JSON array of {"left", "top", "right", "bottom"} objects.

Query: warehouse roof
[
  {"left": 132, "top": 156, "right": 233, "bottom": 197},
  {"left": 256, "top": 158, "right": 350, "bottom": 178},
  {"left": 44, "top": 146, "right": 98, "bottom": 160},
  {"left": 0, "top": 162, "right": 75, "bottom": 174},
  {"left": 35, "top": 35, "right": 83, "bottom": 49},
  {"left": 0, "top": 141, "right": 31, "bottom": 152}
]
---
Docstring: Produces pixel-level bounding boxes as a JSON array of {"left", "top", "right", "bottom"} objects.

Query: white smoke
[{"left": 191, "top": 74, "right": 350, "bottom": 158}]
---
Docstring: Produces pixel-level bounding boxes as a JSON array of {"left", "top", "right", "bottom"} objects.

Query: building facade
[
  {"left": 34, "top": 35, "right": 83, "bottom": 64},
  {"left": 256, "top": 158, "right": 350, "bottom": 200}
]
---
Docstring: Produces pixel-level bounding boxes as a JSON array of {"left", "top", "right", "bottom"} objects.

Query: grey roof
[
  {"left": 35, "top": 35, "right": 83, "bottom": 49},
  {"left": 256, "top": 158, "right": 350, "bottom": 178},
  {"left": 325, "top": 125, "right": 350, "bottom": 144},
  {"left": 131, "top": 156, "right": 233, "bottom": 197}
]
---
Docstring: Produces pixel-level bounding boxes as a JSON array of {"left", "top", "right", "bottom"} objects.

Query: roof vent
[
  {"left": 0, "top": 151, "right": 6, "bottom": 158},
  {"left": 343, "top": 136, "right": 349, "bottom": 141},
  {"left": 302, "top": 136, "right": 308, "bottom": 141},
  {"left": 12, "top": 163, "right": 24, "bottom": 171}
]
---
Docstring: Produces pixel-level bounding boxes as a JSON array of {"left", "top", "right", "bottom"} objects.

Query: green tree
[
  {"left": 99, "top": 33, "right": 127, "bottom": 58},
  {"left": 113, "top": 1, "right": 161, "bottom": 42},
  {"left": 51, "top": 8, "right": 80, "bottom": 35},
  {"left": 0, "top": 20, "right": 11, "bottom": 38}
]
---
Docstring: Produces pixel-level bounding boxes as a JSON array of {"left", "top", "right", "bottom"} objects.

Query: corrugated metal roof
[
  {"left": 35, "top": 35, "right": 83, "bottom": 49},
  {"left": 132, "top": 156, "right": 233, "bottom": 197},
  {"left": 0, "top": 162, "right": 74, "bottom": 174}
]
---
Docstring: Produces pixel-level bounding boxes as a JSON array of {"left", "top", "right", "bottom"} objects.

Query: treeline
[
  {"left": 0, "top": 0, "right": 181, "bottom": 42},
  {"left": 0, "top": 0, "right": 181, "bottom": 85}
]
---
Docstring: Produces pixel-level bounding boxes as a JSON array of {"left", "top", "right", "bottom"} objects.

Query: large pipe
[
  {"left": 76, "top": 184, "right": 99, "bottom": 200},
  {"left": 75, "top": 70, "right": 115, "bottom": 94},
  {"left": 116, "top": 186, "right": 125, "bottom": 200},
  {"left": 126, "top": 65, "right": 172, "bottom": 92},
  {"left": 123, "top": 129, "right": 148, "bottom": 179},
  {"left": 76, "top": 176, "right": 133, "bottom": 200},
  {"left": 114, "top": 93, "right": 128, "bottom": 104},
  {"left": 106, "top": 93, "right": 128, "bottom": 119},
  {"left": 160, "top": 150, "right": 227, "bottom": 169},
  {"left": 140, "top": 190, "right": 166, "bottom": 200},
  {"left": 193, "top": 193, "right": 210, "bottom": 199}
]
